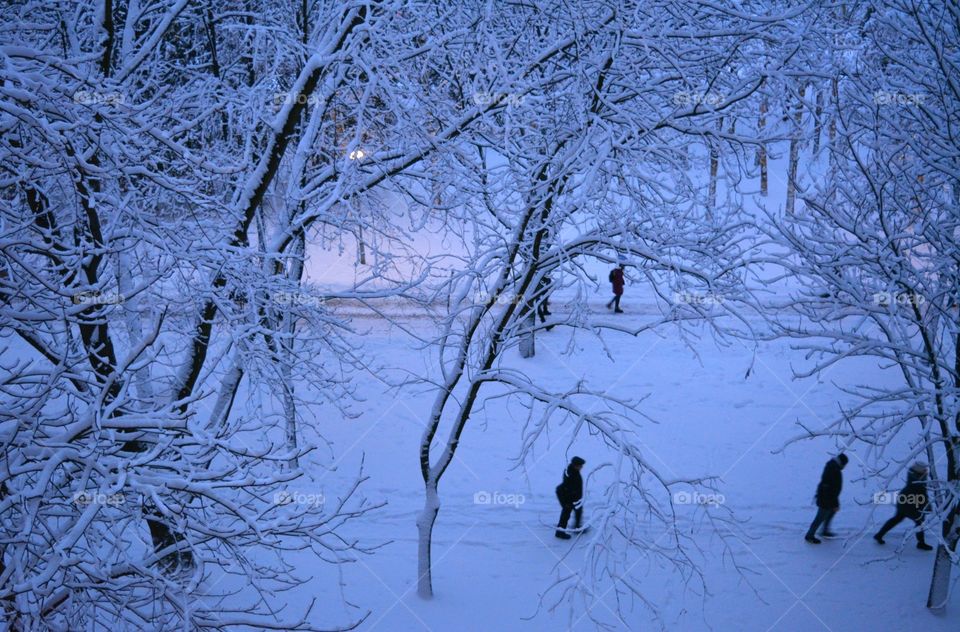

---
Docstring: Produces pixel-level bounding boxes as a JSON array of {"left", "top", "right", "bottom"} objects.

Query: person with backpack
[
  {"left": 606, "top": 262, "right": 625, "bottom": 313},
  {"left": 874, "top": 461, "right": 933, "bottom": 550},
  {"left": 555, "top": 457, "right": 585, "bottom": 539},
  {"left": 805, "top": 452, "right": 848, "bottom": 543}
]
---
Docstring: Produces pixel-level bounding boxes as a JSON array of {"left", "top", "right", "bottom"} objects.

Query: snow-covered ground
[
  {"left": 286, "top": 288, "right": 958, "bottom": 631},
  {"left": 7, "top": 4, "right": 957, "bottom": 629}
]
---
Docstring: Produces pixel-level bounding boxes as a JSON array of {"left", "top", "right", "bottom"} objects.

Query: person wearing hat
[
  {"left": 874, "top": 461, "right": 933, "bottom": 550},
  {"left": 805, "top": 452, "right": 849, "bottom": 544},
  {"left": 555, "top": 457, "right": 586, "bottom": 539},
  {"left": 606, "top": 261, "right": 625, "bottom": 313}
]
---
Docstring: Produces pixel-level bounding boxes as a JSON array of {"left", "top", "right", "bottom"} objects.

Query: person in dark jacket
[
  {"left": 555, "top": 456, "right": 585, "bottom": 539},
  {"left": 874, "top": 461, "right": 933, "bottom": 550},
  {"left": 805, "top": 452, "right": 848, "bottom": 544},
  {"left": 536, "top": 275, "right": 554, "bottom": 330},
  {"left": 606, "top": 263, "right": 625, "bottom": 313}
]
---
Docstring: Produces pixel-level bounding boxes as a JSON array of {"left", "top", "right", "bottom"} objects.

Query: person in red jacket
[{"left": 606, "top": 263, "right": 625, "bottom": 313}]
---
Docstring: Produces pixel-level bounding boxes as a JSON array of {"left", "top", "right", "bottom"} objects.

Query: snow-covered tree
[
  {"left": 409, "top": 2, "right": 811, "bottom": 623},
  {"left": 762, "top": 0, "right": 960, "bottom": 612},
  {"left": 0, "top": 0, "right": 515, "bottom": 627}
]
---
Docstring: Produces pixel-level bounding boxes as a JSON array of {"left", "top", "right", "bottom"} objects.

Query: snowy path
[{"left": 293, "top": 307, "right": 958, "bottom": 631}]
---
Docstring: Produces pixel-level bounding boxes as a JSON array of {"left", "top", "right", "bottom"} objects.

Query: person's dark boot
[
  {"left": 805, "top": 534, "right": 821, "bottom": 544},
  {"left": 821, "top": 530, "right": 838, "bottom": 538},
  {"left": 615, "top": 308, "right": 624, "bottom": 313},
  {"left": 916, "top": 534, "right": 933, "bottom": 551},
  {"left": 873, "top": 533, "right": 885, "bottom": 545},
  {"left": 555, "top": 530, "right": 571, "bottom": 540}
]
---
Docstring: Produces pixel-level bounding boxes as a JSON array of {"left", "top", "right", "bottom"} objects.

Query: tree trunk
[
  {"left": 357, "top": 224, "right": 366, "bottom": 265},
  {"left": 927, "top": 451, "right": 959, "bottom": 612},
  {"left": 929, "top": 338, "right": 960, "bottom": 612},
  {"left": 519, "top": 309, "right": 536, "bottom": 358},
  {"left": 758, "top": 99, "right": 768, "bottom": 196},
  {"left": 281, "top": 360, "right": 300, "bottom": 470},
  {"left": 117, "top": 244, "right": 154, "bottom": 402},
  {"left": 282, "top": 231, "right": 306, "bottom": 469},
  {"left": 927, "top": 537, "right": 955, "bottom": 612},
  {"left": 416, "top": 482, "right": 440, "bottom": 598},
  {"left": 708, "top": 117, "right": 723, "bottom": 213},
  {"left": 829, "top": 77, "right": 838, "bottom": 144},
  {"left": 785, "top": 86, "right": 805, "bottom": 214},
  {"left": 828, "top": 77, "right": 838, "bottom": 173},
  {"left": 813, "top": 86, "right": 824, "bottom": 154}
]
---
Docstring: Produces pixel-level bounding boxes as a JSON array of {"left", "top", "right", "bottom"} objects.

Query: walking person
[
  {"left": 555, "top": 457, "right": 585, "bottom": 539},
  {"left": 536, "top": 275, "right": 554, "bottom": 331},
  {"left": 606, "top": 261, "right": 625, "bottom": 313},
  {"left": 874, "top": 461, "right": 933, "bottom": 550},
  {"left": 805, "top": 452, "right": 849, "bottom": 544}
]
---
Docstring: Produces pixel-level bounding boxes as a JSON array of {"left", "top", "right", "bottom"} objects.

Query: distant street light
[{"left": 346, "top": 146, "right": 366, "bottom": 263}]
